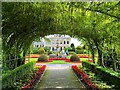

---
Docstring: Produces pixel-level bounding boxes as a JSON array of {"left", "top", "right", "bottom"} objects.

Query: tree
[
  {"left": 2, "top": 2, "right": 120, "bottom": 71},
  {"left": 70, "top": 43, "right": 75, "bottom": 52}
]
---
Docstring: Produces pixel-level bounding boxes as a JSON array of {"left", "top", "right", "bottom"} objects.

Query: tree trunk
[
  {"left": 22, "top": 51, "right": 26, "bottom": 64},
  {"left": 98, "top": 48, "right": 103, "bottom": 66},
  {"left": 91, "top": 48, "right": 95, "bottom": 63},
  {"left": 112, "top": 48, "right": 117, "bottom": 71},
  {"left": 90, "top": 44, "right": 95, "bottom": 63},
  {"left": 94, "top": 41, "right": 103, "bottom": 66}
]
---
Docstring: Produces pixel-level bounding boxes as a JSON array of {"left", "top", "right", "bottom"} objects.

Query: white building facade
[
  {"left": 44, "top": 34, "right": 71, "bottom": 51},
  {"left": 33, "top": 34, "right": 71, "bottom": 51},
  {"left": 32, "top": 41, "right": 44, "bottom": 47}
]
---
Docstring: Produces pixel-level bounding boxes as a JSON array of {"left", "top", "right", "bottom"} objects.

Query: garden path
[{"left": 35, "top": 64, "right": 86, "bottom": 90}]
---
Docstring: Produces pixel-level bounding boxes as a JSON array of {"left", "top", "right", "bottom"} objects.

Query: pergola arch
[{"left": 2, "top": 2, "right": 120, "bottom": 68}]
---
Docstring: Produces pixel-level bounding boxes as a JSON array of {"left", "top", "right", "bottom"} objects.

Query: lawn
[{"left": 47, "top": 60, "right": 69, "bottom": 64}]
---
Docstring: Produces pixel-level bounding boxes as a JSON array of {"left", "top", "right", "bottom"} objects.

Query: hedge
[
  {"left": 2, "top": 61, "right": 36, "bottom": 89},
  {"left": 82, "top": 61, "right": 120, "bottom": 89}
]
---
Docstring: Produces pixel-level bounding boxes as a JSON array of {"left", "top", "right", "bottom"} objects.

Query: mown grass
[
  {"left": 26, "top": 58, "right": 38, "bottom": 61},
  {"left": 47, "top": 60, "right": 69, "bottom": 64}
]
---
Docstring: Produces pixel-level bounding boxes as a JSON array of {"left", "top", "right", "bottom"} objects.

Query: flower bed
[
  {"left": 88, "top": 60, "right": 93, "bottom": 63},
  {"left": 21, "top": 65, "right": 46, "bottom": 89},
  {"left": 2, "top": 64, "right": 46, "bottom": 90},
  {"left": 65, "top": 59, "right": 70, "bottom": 62},
  {"left": 77, "top": 54, "right": 92, "bottom": 58},
  {"left": 36, "top": 60, "right": 53, "bottom": 63},
  {"left": 49, "top": 58, "right": 70, "bottom": 60},
  {"left": 48, "top": 58, "right": 81, "bottom": 62},
  {"left": 82, "top": 60, "right": 120, "bottom": 89},
  {"left": 26, "top": 54, "right": 40, "bottom": 58},
  {"left": 72, "top": 65, "right": 98, "bottom": 90},
  {"left": 78, "top": 66, "right": 115, "bottom": 89}
]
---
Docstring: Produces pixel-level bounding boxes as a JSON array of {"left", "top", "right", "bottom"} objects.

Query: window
[
  {"left": 56, "top": 42, "right": 59, "bottom": 44},
  {"left": 52, "top": 42, "right": 54, "bottom": 44},
  {"left": 60, "top": 41, "right": 62, "bottom": 44},
  {"left": 60, "top": 47, "right": 62, "bottom": 51},
  {"left": 64, "top": 41, "right": 66, "bottom": 44},
  {"left": 56, "top": 39, "right": 59, "bottom": 44},
  {"left": 52, "top": 47, "right": 54, "bottom": 51},
  {"left": 67, "top": 41, "right": 69, "bottom": 44}
]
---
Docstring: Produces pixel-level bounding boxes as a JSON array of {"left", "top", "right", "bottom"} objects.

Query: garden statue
[
  {"left": 66, "top": 49, "right": 69, "bottom": 56},
  {"left": 62, "top": 50, "right": 67, "bottom": 58}
]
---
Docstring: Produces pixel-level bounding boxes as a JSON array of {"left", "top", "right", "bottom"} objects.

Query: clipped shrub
[
  {"left": 44, "top": 52, "right": 48, "bottom": 54},
  {"left": 82, "top": 60, "right": 120, "bottom": 89},
  {"left": 49, "top": 54, "right": 57, "bottom": 58},
  {"left": 38, "top": 54, "right": 48, "bottom": 62},
  {"left": 70, "top": 54, "right": 80, "bottom": 62},
  {"left": 2, "top": 61, "right": 35, "bottom": 89},
  {"left": 75, "top": 49, "right": 83, "bottom": 54},
  {"left": 39, "top": 47, "right": 45, "bottom": 54}
]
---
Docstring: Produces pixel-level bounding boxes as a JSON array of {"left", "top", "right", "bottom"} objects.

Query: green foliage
[
  {"left": 75, "top": 45, "right": 86, "bottom": 54},
  {"left": 38, "top": 54, "right": 48, "bottom": 62},
  {"left": 70, "top": 43, "right": 75, "bottom": 52},
  {"left": 75, "top": 49, "right": 83, "bottom": 54},
  {"left": 47, "top": 51, "right": 53, "bottom": 55},
  {"left": 82, "top": 61, "right": 120, "bottom": 89},
  {"left": 81, "top": 67, "right": 114, "bottom": 89},
  {"left": 64, "top": 46, "right": 72, "bottom": 51},
  {"left": 44, "top": 46, "right": 50, "bottom": 52},
  {"left": 70, "top": 54, "right": 80, "bottom": 62},
  {"left": 2, "top": 61, "right": 35, "bottom": 89},
  {"left": 32, "top": 47, "right": 40, "bottom": 54},
  {"left": 69, "top": 52, "right": 76, "bottom": 54},
  {"left": 76, "top": 45, "right": 82, "bottom": 50},
  {"left": 39, "top": 47, "right": 45, "bottom": 54},
  {"left": 2, "top": 2, "right": 120, "bottom": 70},
  {"left": 83, "top": 50, "right": 88, "bottom": 54}
]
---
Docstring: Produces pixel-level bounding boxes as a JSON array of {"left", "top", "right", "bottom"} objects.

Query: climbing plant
[{"left": 2, "top": 2, "right": 120, "bottom": 71}]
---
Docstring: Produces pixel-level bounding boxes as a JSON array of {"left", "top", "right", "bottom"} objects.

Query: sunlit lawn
[
  {"left": 26, "top": 54, "right": 98, "bottom": 63},
  {"left": 47, "top": 60, "right": 69, "bottom": 64},
  {"left": 26, "top": 58, "right": 38, "bottom": 61}
]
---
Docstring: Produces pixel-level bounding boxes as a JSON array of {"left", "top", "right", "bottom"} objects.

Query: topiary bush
[
  {"left": 39, "top": 47, "right": 45, "bottom": 54},
  {"left": 70, "top": 54, "right": 80, "bottom": 62},
  {"left": 2, "top": 61, "right": 35, "bottom": 89},
  {"left": 75, "top": 49, "right": 83, "bottom": 54},
  {"left": 49, "top": 54, "right": 57, "bottom": 58},
  {"left": 38, "top": 54, "right": 48, "bottom": 62}
]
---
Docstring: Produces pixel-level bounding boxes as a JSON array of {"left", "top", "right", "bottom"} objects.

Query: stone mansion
[{"left": 33, "top": 34, "right": 71, "bottom": 51}]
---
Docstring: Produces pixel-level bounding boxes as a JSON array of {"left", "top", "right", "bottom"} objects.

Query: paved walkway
[{"left": 35, "top": 64, "right": 86, "bottom": 90}]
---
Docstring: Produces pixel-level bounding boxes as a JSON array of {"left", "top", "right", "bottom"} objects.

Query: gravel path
[{"left": 35, "top": 64, "right": 86, "bottom": 90}]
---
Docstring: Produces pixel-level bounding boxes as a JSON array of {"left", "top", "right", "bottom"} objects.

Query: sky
[{"left": 71, "top": 38, "right": 82, "bottom": 48}]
